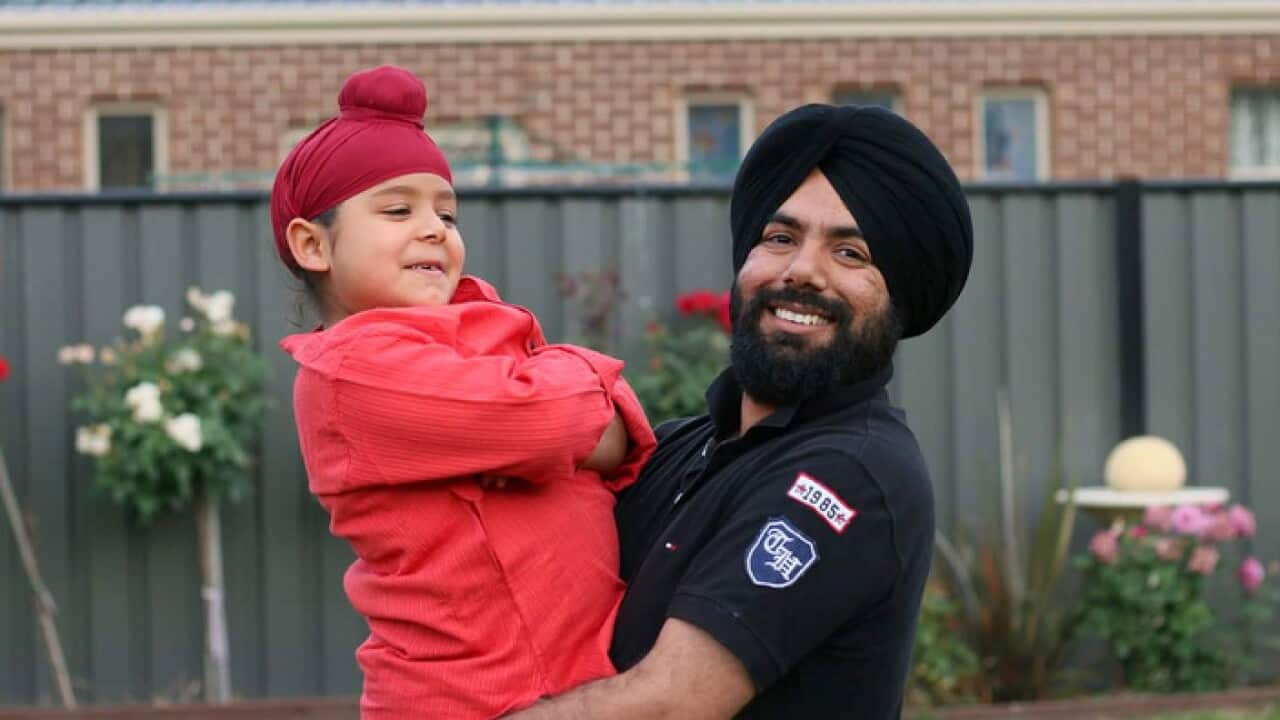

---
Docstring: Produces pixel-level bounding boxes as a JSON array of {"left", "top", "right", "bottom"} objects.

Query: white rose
[
  {"left": 75, "top": 425, "right": 112, "bottom": 457},
  {"left": 203, "top": 291, "right": 235, "bottom": 324},
  {"left": 75, "top": 426, "right": 96, "bottom": 455},
  {"left": 212, "top": 319, "right": 238, "bottom": 337},
  {"left": 165, "top": 413, "right": 203, "bottom": 453},
  {"left": 58, "top": 344, "right": 95, "bottom": 365},
  {"left": 124, "top": 382, "right": 164, "bottom": 422},
  {"left": 186, "top": 287, "right": 207, "bottom": 313},
  {"left": 166, "top": 348, "right": 203, "bottom": 374},
  {"left": 123, "top": 305, "right": 165, "bottom": 338},
  {"left": 124, "top": 381, "right": 161, "bottom": 408},
  {"left": 133, "top": 398, "right": 164, "bottom": 424},
  {"left": 180, "top": 317, "right": 196, "bottom": 333}
]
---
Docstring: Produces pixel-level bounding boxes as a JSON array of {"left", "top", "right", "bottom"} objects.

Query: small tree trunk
[
  {"left": 194, "top": 484, "right": 231, "bottom": 703},
  {"left": 0, "top": 450, "right": 77, "bottom": 708}
]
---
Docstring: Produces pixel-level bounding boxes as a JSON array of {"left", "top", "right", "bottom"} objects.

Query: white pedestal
[{"left": 1055, "top": 486, "right": 1230, "bottom": 526}]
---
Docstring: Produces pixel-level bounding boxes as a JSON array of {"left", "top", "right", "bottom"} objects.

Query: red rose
[
  {"left": 0, "top": 354, "right": 9, "bottom": 383},
  {"left": 696, "top": 290, "right": 720, "bottom": 314},
  {"left": 716, "top": 292, "right": 732, "bottom": 334}
]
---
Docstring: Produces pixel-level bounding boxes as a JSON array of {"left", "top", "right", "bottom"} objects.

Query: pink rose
[
  {"left": 1202, "top": 514, "right": 1237, "bottom": 543},
  {"left": 1227, "top": 505, "right": 1257, "bottom": 539},
  {"left": 1187, "top": 545, "right": 1220, "bottom": 575},
  {"left": 1154, "top": 537, "right": 1185, "bottom": 561},
  {"left": 1127, "top": 525, "right": 1148, "bottom": 539},
  {"left": 1143, "top": 505, "right": 1174, "bottom": 533},
  {"left": 1089, "top": 529, "right": 1120, "bottom": 564},
  {"left": 1239, "top": 556, "right": 1266, "bottom": 593},
  {"left": 1171, "top": 504, "right": 1212, "bottom": 537}
]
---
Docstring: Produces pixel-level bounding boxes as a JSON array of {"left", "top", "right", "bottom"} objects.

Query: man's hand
[
  {"left": 505, "top": 618, "right": 755, "bottom": 719},
  {"left": 582, "top": 412, "right": 627, "bottom": 473}
]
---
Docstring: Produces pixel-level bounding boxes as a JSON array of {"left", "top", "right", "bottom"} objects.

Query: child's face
[{"left": 323, "top": 173, "right": 464, "bottom": 318}]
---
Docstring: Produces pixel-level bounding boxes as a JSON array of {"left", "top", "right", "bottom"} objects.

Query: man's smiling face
[{"left": 729, "top": 168, "right": 902, "bottom": 405}]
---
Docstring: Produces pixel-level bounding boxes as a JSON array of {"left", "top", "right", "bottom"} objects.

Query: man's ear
[{"left": 286, "top": 218, "right": 332, "bottom": 273}]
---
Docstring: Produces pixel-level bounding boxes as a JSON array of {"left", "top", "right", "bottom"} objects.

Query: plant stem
[
  {"left": 195, "top": 484, "right": 231, "bottom": 703},
  {"left": 997, "top": 388, "right": 1024, "bottom": 609},
  {"left": 0, "top": 450, "right": 77, "bottom": 708}
]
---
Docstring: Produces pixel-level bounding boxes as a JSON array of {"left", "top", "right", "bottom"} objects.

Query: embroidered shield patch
[{"left": 745, "top": 517, "right": 819, "bottom": 588}]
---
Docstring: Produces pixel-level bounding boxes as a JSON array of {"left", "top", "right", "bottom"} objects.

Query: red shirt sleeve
[
  {"left": 531, "top": 345, "right": 658, "bottom": 493},
  {"left": 285, "top": 312, "right": 622, "bottom": 494}
]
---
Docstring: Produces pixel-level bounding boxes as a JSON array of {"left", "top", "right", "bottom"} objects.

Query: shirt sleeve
[
  {"left": 664, "top": 445, "right": 907, "bottom": 691},
  {"left": 598, "top": 374, "right": 657, "bottom": 493},
  {"left": 322, "top": 326, "right": 624, "bottom": 492}
]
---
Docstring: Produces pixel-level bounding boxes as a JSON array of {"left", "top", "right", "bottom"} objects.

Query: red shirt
[{"left": 280, "top": 277, "right": 655, "bottom": 719}]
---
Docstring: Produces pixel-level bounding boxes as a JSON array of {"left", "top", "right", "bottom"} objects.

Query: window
[
  {"left": 978, "top": 91, "right": 1049, "bottom": 182},
  {"left": 678, "top": 96, "right": 752, "bottom": 181},
  {"left": 833, "top": 89, "right": 900, "bottom": 112},
  {"left": 1230, "top": 88, "right": 1280, "bottom": 177},
  {"left": 84, "top": 105, "right": 167, "bottom": 191}
]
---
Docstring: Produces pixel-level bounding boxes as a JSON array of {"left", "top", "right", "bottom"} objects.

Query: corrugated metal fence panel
[
  {"left": 0, "top": 184, "right": 1264, "bottom": 704},
  {"left": 0, "top": 190, "right": 738, "bottom": 705},
  {"left": 1143, "top": 187, "right": 1280, "bottom": 590},
  {"left": 893, "top": 189, "right": 1122, "bottom": 543}
]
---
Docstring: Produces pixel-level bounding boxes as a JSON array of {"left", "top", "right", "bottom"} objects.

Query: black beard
[{"left": 728, "top": 283, "right": 902, "bottom": 407}]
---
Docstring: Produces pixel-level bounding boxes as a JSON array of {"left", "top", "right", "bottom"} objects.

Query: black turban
[{"left": 730, "top": 104, "right": 973, "bottom": 338}]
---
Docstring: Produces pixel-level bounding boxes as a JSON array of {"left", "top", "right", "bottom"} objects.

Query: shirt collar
[{"left": 705, "top": 361, "right": 894, "bottom": 439}]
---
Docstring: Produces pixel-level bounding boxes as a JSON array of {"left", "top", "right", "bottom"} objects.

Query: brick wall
[{"left": 3, "top": 34, "right": 1280, "bottom": 190}]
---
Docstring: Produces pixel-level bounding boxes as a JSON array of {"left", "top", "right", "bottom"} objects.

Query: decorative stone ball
[{"left": 1103, "top": 436, "right": 1187, "bottom": 492}]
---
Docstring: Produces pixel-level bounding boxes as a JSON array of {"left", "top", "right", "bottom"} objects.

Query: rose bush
[
  {"left": 64, "top": 288, "right": 267, "bottom": 524},
  {"left": 1074, "top": 502, "right": 1277, "bottom": 692},
  {"left": 631, "top": 289, "right": 731, "bottom": 424}
]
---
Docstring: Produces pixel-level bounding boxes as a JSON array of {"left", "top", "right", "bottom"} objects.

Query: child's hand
[{"left": 582, "top": 412, "right": 627, "bottom": 474}]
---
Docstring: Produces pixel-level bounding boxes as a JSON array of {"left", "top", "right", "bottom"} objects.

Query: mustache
[{"left": 742, "top": 286, "right": 854, "bottom": 327}]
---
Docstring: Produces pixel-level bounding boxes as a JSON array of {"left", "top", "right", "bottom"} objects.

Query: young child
[{"left": 272, "top": 65, "right": 656, "bottom": 719}]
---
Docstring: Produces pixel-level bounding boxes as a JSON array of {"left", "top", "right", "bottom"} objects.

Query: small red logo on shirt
[{"left": 786, "top": 472, "right": 856, "bottom": 533}]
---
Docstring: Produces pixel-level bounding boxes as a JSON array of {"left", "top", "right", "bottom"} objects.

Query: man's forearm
[
  {"left": 504, "top": 618, "right": 753, "bottom": 720},
  {"left": 506, "top": 667, "right": 667, "bottom": 719}
]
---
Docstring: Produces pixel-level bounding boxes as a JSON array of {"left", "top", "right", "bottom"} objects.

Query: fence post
[{"left": 1114, "top": 179, "right": 1146, "bottom": 438}]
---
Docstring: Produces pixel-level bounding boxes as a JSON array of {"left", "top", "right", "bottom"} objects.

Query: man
[{"left": 513, "top": 104, "right": 973, "bottom": 718}]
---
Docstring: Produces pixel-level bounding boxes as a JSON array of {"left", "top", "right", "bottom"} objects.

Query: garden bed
[
  {"left": 0, "top": 698, "right": 358, "bottom": 720},
  {"left": 910, "top": 686, "right": 1280, "bottom": 719},
  {"left": 3, "top": 688, "right": 1279, "bottom": 720}
]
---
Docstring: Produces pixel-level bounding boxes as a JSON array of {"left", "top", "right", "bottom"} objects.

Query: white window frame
[
  {"left": 976, "top": 89, "right": 1051, "bottom": 182},
  {"left": 0, "top": 107, "right": 7, "bottom": 191},
  {"left": 83, "top": 103, "right": 168, "bottom": 191},
  {"left": 1228, "top": 87, "right": 1280, "bottom": 179},
  {"left": 831, "top": 88, "right": 903, "bottom": 114},
  {"left": 675, "top": 93, "right": 754, "bottom": 176}
]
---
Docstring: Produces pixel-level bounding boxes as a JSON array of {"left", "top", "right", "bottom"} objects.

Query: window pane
[
  {"left": 833, "top": 90, "right": 897, "bottom": 110},
  {"left": 98, "top": 115, "right": 154, "bottom": 189},
  {"left": 1231, "top": 88, "right": 1280, "bottom": 171},
  {"left": 982, "top": 98, "right": 1039, "bottom": 181},
  {"left": 687, "top": 104, "right": 741, "bottom": 179}
]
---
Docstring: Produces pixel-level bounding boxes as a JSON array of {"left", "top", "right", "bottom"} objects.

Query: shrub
[
  {"left": 630, "top": 289, "right": 731, "bottom": 424},
  {"left": 64, "top": 288, "right": 267, "bottom": 524},
  {"left": 1073, "top": 502, "right": 1278, "bottom": 692}
]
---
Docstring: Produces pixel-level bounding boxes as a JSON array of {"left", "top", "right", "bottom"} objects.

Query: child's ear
[{"left": 286, "top": 218, "right": 332, "bottom": 273}]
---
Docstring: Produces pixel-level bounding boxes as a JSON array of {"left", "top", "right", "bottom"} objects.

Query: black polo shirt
[{"left": 611, "top": 363, "right": 933, "bottom": 719}]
